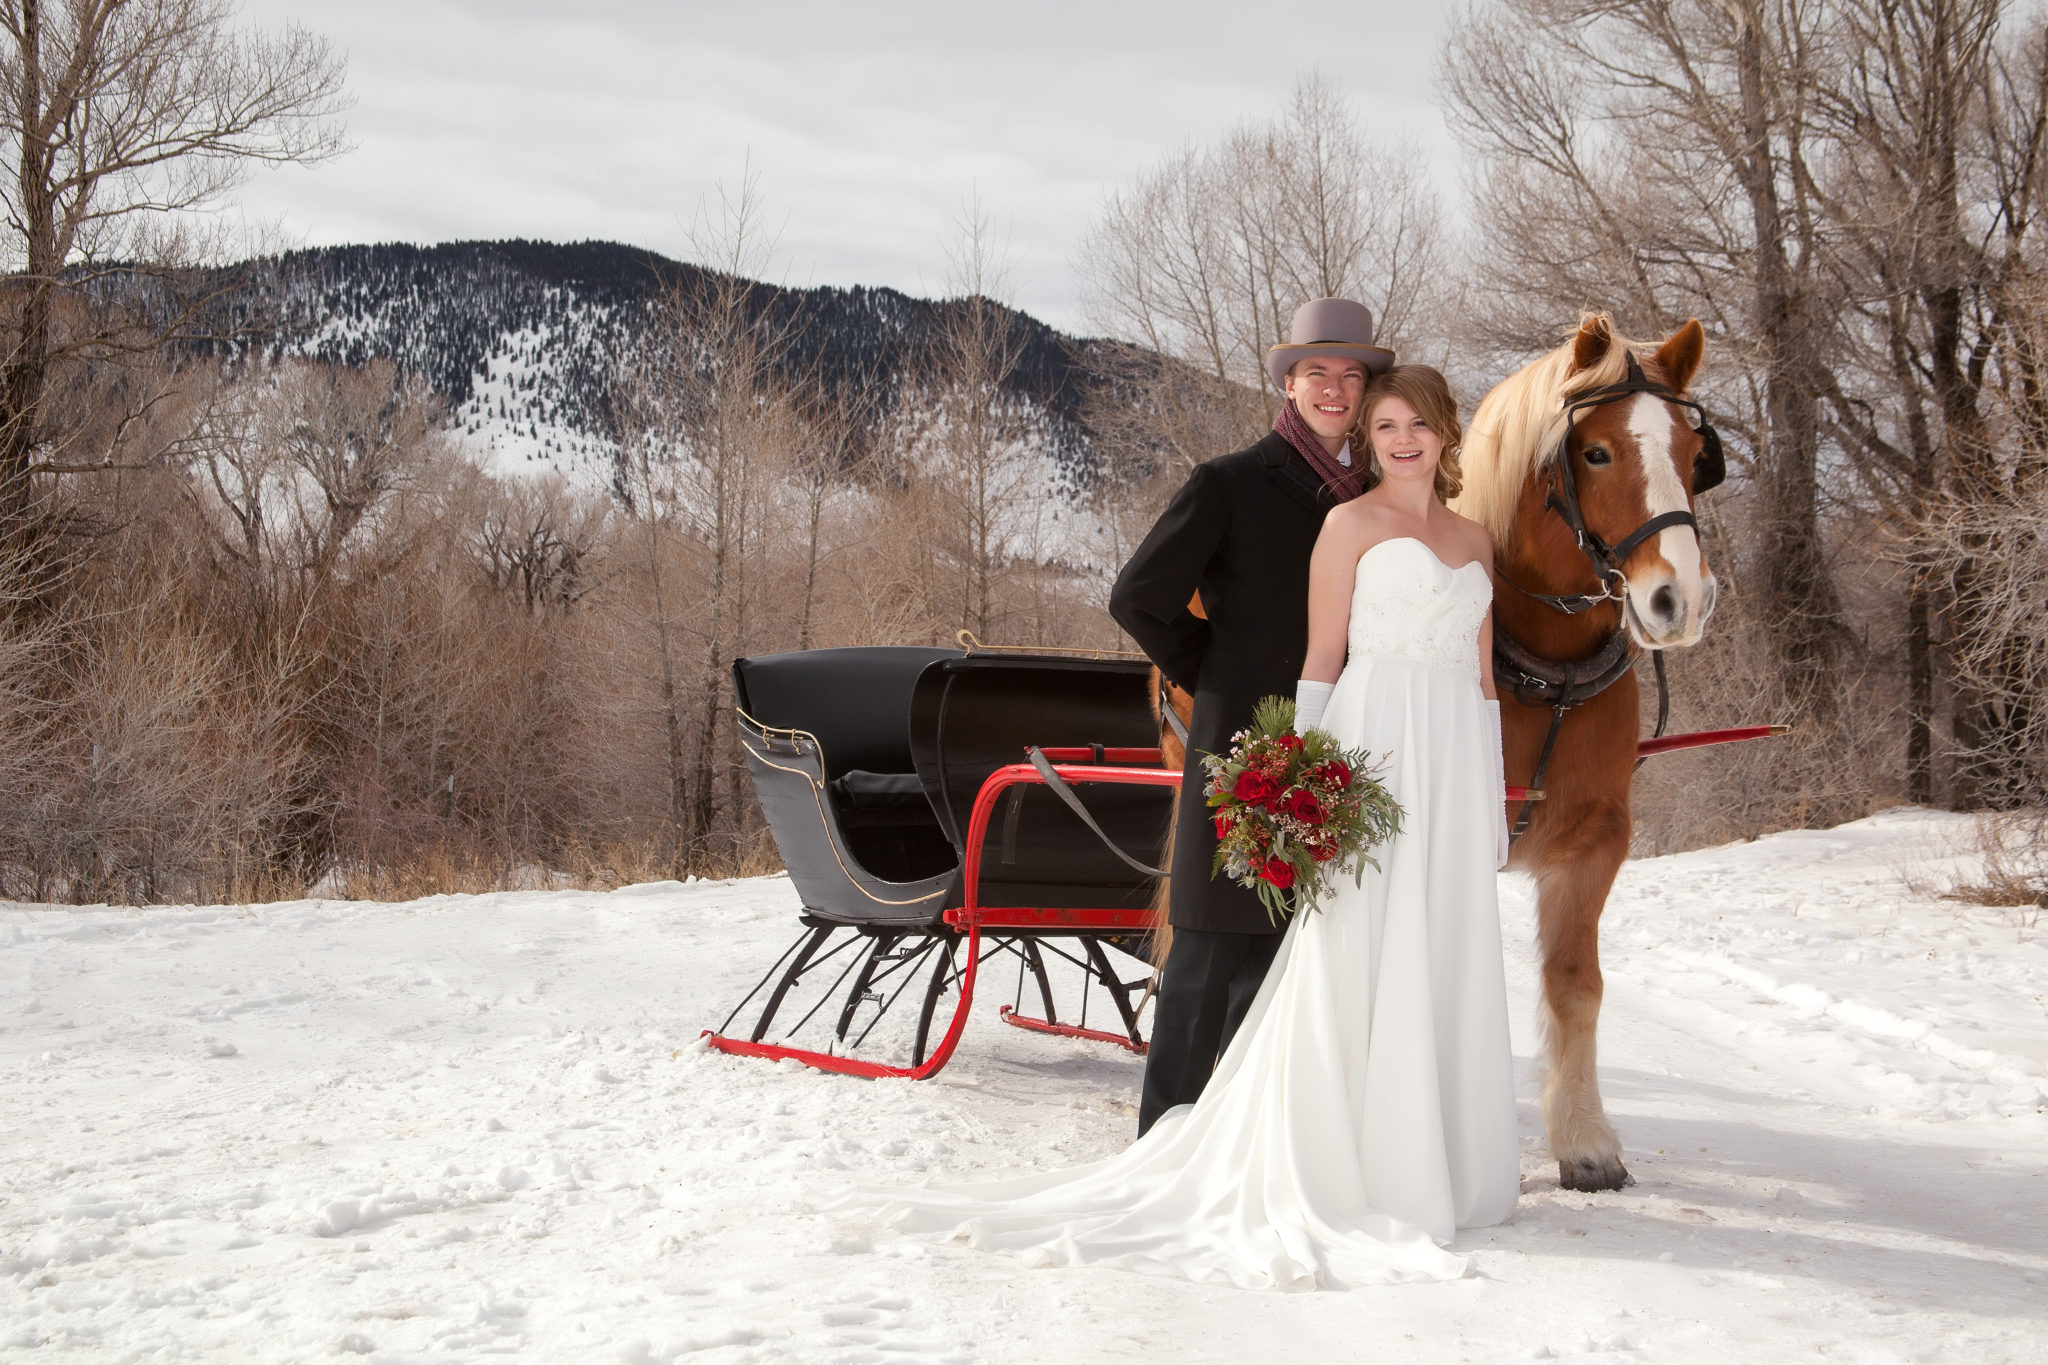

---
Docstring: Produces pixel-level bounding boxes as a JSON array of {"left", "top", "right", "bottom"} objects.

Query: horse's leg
[{"left": 1531, "top": 796, "right": 1634, "bottom": 1191}]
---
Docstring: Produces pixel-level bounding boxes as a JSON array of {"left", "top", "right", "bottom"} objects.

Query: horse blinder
[{"left": 1690, "top": 419, "right": 1726, "bottom": 495}]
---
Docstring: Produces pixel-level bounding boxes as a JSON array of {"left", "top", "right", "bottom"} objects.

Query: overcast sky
[{"left": 232, "top": 1, "right": 1462, "bottom": 333}]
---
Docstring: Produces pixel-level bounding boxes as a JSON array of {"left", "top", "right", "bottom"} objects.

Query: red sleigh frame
[{"left": 704, "top": 752, "right": 1180, "bottom": 1080}]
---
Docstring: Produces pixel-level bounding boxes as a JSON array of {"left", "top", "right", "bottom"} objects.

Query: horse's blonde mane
[{"left": 1453, "top": 314, "right": 1660, "bottom": 543}]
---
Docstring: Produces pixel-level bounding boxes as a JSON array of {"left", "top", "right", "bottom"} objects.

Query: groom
[{"left": 1110, "top": 298, "right": 1394, "bottom": 1136}]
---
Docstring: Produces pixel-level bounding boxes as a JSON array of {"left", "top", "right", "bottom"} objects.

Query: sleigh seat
[{"left": 708, "top": 645, "right": 1179, "bottom": 1079}]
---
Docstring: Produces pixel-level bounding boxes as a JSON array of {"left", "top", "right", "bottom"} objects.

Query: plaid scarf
[{"left": 1273, "top": 398, "right": 1367, "bottom": 502}]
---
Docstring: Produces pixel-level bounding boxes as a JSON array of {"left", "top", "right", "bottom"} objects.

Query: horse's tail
[
  {"left": 1147, "top": 664, "right": 1197, "bottom": 970},
  {"left": 1147, "top": 795, "right": 1176, "bottom": 970}
]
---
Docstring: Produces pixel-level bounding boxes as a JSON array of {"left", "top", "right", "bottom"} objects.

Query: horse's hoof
[{"left": 1558, "top": 1156, "right": 1635, "bottom": 1192}]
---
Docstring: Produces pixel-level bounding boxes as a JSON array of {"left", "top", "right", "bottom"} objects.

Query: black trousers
[{"left": 1137, "top": 925, "right": 1283, "bottom": 1135}]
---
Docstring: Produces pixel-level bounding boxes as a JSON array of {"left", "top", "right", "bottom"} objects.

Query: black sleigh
[{"left": 702, "top": 644, "right": 1179, "bottom": 1080}]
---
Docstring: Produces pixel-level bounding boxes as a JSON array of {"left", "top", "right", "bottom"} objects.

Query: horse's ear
[
  {"left": 1570, "top": 314, "right": 1613, "bottom": 374},
  {"left": 1655, "top": 319, "right": 1706, "bottom": 393}
]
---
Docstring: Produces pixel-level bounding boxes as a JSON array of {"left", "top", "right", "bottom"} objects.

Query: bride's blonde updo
[{"left": 1355, "top": 365, "right": 1464, "bottom": 502}]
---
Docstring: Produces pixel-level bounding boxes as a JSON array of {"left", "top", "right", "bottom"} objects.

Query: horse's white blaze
[{"left": 1623, "top": 393, "right": 1713, "bottom": 647}]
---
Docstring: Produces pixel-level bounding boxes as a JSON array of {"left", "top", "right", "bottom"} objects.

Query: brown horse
[
  {"left": 1149, "top": 313, "right": 1719, "bottom": 1192},
  {"left": 1460, "top": 314, "right": 1717, "bottom": 1190}
]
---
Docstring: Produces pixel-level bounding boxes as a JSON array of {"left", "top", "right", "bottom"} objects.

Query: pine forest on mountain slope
[{"left": 217, "top": 239, "right": 1118, "bottom": 492}]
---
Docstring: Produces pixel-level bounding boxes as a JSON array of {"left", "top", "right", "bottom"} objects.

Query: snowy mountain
[{"left": 222, "top": 239, "right": 1112, "bottom": 493}]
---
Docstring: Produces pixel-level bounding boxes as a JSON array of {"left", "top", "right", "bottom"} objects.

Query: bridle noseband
[
  {"left": 1497, "top": 351, "right": 1726, "bottom": 841},
  {"left": 1500, "top": 353, "right": 1725, "bottom": 616}
]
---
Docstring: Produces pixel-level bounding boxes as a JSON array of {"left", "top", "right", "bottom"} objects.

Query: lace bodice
[{"left": 1347, "top": 537, "right": 1493, "bottom": 676}]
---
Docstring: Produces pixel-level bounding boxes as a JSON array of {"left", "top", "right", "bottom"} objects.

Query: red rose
[
  {"left": 1214, "top": 814, "right": 1234, "bottom": 839},
  {"left": 1285, "top": 789, "right": 1326, "bottom": 824},
  {"left": 1277, "top": 732, "right": 1304, "bottom": 752},
  {"left": 1310, "top": 842, "right": 1337, "bottom": 863},
  {"left": 1233, "top": 770, "right": 1279, "bottom": 803},
  {"left": 1315, "top": 760, "right": 1351, "bottom": 787},
  {"left": 1258, "top": 857, "right": 1296, "bottom": 889}
]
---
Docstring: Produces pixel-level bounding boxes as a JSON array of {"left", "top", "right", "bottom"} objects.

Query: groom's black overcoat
[{"left": 1110, "top": 431, "right": 1339, "bottom": 936}]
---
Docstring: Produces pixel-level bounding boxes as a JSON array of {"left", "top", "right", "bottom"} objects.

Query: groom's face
[{"left": 1285, "top": 356, "right": 1369, "bottom": 446}]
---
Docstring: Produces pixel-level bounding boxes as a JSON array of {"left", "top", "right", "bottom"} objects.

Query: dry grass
[
  {"left": 1944, "top": 810, "right": 2048, "bottom": 927},
  {"left": 305, "top": 828, "right": 791, "bottom": 904},
  {"left": 0, "top": 344, "right": 1126, "bottom": 908},
  {"left": 1628, "top": 523, "right": 1906, "bottom": 856}
]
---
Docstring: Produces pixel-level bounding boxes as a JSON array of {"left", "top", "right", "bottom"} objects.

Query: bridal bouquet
[{"left": 1202, "top": 695, "right": 1405, "bottom": 925}]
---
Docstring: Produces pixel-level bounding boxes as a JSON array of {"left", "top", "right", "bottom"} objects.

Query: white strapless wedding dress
[{"left": 850, "top": 537, "right": 1520, "bottom": 1290}]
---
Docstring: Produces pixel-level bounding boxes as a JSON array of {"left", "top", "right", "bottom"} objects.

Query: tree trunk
[
  {"left": 797, "top": 472, "right": 825, "bottom": 650},
  {"left": 686, "top": 420, "right": 732, "bottom": 863},
  {"left": 1906, "top": 579, "right": 1935, "bottom": 804},
  {"left": 1884, "top": 292, "right": 1943, "bottom": 805},
  {"left": 1, "top": 0, "right": 56, "bottom": 555},
  {"left": 1730, "top": 6, "right": 1845, "bottom": 715},
  {"left": 633, "top": 453, "right": 690, "bottom": 873}
]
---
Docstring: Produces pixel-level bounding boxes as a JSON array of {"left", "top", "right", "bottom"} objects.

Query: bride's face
[{"left": 1365, "top": 396, "right": 1443, "bottom": 484}]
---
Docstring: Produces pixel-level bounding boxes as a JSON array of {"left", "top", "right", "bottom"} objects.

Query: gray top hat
[{"left": 1266, "top": 297, "right": 1396, "bottom": 391}]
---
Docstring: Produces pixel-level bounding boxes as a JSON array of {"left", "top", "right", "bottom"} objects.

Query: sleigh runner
[{"left": 704, "top": 644, "right": 1180, "bottom": 1079}]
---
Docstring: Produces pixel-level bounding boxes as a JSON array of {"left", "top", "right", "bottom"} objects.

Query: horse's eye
[{"left": 1582, "top": 445, "right": 1611, "bottom": 466}]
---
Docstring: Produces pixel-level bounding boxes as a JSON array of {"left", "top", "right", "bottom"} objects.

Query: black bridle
[
  {"left": 1497, "top": 353, "right": 1725, "bottom": 616},
  {"left": 1497, "top": 352, "right": 1726, "bottom": 840}
]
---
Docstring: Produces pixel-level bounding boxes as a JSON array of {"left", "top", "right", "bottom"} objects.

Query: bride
[{"left": 852, "top": 365, "right": 1520, "bottom": 1290}]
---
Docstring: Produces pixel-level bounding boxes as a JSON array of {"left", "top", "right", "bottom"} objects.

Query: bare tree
[
  {"left": 186, "top": 357, "right": 440, "bottom": 640},
  {"left": 1442, "top": 0, "right": 1853, "bottom": 712},
  {"left": 787, "top": 368, "right": 875, "bottom": 649},
  {"left": 1445, "top": 0, "right": 2048, "bottom": 821},
  {"left": 468, "top": 470, "right": 604, "bottom": 614},
  {"left": 0, "top": 0, "right": 348, "bottom": 552},
  {"left": 0, "top": 535, "right": 59, "bottom": 890},
  {"left": 1077, "top": 72, "right": 1449, "bottom": 471},
  {"left": 612, "top": 381, "right": 690, "bottom": 870},
  {"left": 916, "top": 192, "right": 1034, "bottom": 639},
  {"left": 273, "top": 360, "right": 442, "bottom": 592},
  {"left": 1917, "top": 478, "right": 2048, "bottom": 806},
  {"left": 614, "top": 166, "right": 796, "bottom": 868},
  {"left": 1803, "top": 0, "right": 2009, "bottom": 802},
  {"left": 1751, "top": 0, "right": 2045, "bottom": 805},
  {"left": 1929, "top": 7, "right": 2048, "bottom": 804}
]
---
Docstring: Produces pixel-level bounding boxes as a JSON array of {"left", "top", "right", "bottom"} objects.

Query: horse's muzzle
[{"left": 1625, "top": 567, "right": 1715, "bottom": 648}]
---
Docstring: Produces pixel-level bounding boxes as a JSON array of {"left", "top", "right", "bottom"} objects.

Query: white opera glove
[
  {"left": 1295, "top": 680, "right": 1335, "bottom": 734},
  {"left": 1487, "top": 700, "right": 1510, "bottom": 869}
]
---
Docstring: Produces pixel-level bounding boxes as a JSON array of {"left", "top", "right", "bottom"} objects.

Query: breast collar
[{"left": 1492, "top": 622, "right": 1635, "bottom": 710}]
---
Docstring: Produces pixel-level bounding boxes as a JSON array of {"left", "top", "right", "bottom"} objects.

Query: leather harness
[{"left": 1495, "top": 354, "right": 1725, "bottom": 840}]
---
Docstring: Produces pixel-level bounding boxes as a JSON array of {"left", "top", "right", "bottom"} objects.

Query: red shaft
[{"left": 1635, "top": 724, "right": 1789, "bottom": 759}]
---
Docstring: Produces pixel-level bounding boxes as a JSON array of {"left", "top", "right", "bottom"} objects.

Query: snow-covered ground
[{"left": 2, "top": 809, "right": 2042, "bottom": 1363}]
